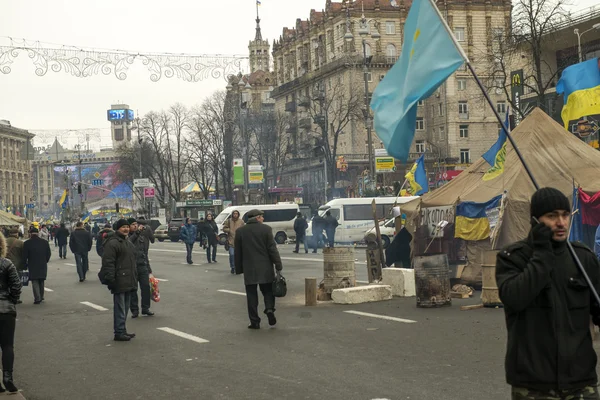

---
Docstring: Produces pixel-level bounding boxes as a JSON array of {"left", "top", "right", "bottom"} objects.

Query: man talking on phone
[{"left": 496, "top": 187, "right": 600, "bottom": 400}]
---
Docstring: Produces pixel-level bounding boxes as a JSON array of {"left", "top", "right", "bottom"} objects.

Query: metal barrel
[
  {"left": 323, "top": 247, "right": 356, "bottom": 293},
  {"left": 413, "top": 254, "right": 452, "bottom": 308}
]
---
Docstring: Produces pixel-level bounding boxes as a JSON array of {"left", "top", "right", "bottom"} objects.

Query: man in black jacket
[
  {"left": 293, "top": 213, "right": 308, "bottom": 254},
  {"left": 127, "top": 218, "right": 154, "bottom": 318},
  {"left": 55, "top": 223, "right": 70, "bottom": 259},
  {"left": 235, "top": 209, "right": 283, "bottom": 329},
  {"left": 496, "top": 187, "right": 600, "bottom": 399},
  {"left": 69, "top": 222, "right": 93, "bottom": 282},
  {"left": 22, "top": 227, "right": 51, "bottom": 304},
  {"left": 99, "top": 219, "right": 138, "bottom": 341}
]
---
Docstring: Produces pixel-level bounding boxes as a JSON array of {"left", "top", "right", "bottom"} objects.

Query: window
[
  {"left": 438, "top": 103, "right": 444, "bottom": 116},
  {"left": 497, "top": 101, "right": 506, "bottom": 114},
  {"left": 261, "top": 209, "right": 298, "bottom": 222},
  {"left": 454, "top": 27, "right": 465, "bottom": 42},
  {"left": 114, "top": 128, "right": 124, "bottom": 141},
  {"left": 386, "top": 44, "right": 397, "bottom": 63},
  {"left": 365, "top": 43, "right": 372, "bottom": 57},
  {"left": 416, "top": 117, "right": 425, "bottom": 130},
  {"left": 366, "top": 72, "right": 372, "bottom": 82},
  {"left": 460, "top": 149, "right": 470, "bottom": 164},
  {"left": 418, "top": 100, "right": 424, "bottom": 106},
  {"left": 343, "top": 204, "right": 394, "bottom": 221},
  {"left": 416, "top": 140, "right": 425, "bottom": 153},
  {"left": 459, "top": 125, "right": 469, "bottom": 138},
  {"left": 457, "top": 79, "right": 466, "bottom": 91},
  {"left": 458, "top": 101, "right": 468, "bottom": 118},
  {"left": 386, "top": 21, "right": 396, "bottom": 35},
  {"left": 439, "top": 126, "right": 445, "bottom": 139}
]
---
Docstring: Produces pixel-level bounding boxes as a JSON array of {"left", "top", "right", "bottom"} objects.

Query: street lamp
[
  {"left": 237, "top": 77, "right": 250, "bottom": 204},
  {"left": 574, "top": 24, "right": 600, "bottom": 62},
  {"left": 345, "top": 2, "right": 380, "bottom": 192}
]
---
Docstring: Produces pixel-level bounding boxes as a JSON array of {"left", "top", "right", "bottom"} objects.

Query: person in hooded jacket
[
  {"left": 127, "top": 218, "right": 154, "bottom": 318},
  {"left": 55, "top": 223, "right": 70, "bottom": 259},
  {"left": 0, "top": 232, "right": 22, "bottom": 393},
  {"left": 180, "top": 218, "right": 197, "bottom": 265},
  {"left": 311, "top": 213, "right": 326, "bottom": 253},
  {"left": 293, "top": 213, "right": 309, "bottom": 254}
]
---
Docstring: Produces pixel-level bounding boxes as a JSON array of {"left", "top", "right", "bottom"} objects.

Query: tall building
[
  {"left": 0, "top": 120, "right": 34, "bottom": 215},
  {"left": 270, "top": 0, "right": 512, "bottom": 204},
  {"left": 107, "top": 104, "right": 134, "bottom": 149}
]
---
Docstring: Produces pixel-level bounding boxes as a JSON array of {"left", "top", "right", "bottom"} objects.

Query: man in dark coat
[
  {"left": 293, "top": 212, "right": 308, "bottom": 254},
  {"left": 127, "top": 218, "right": 154, "bottom": 318},
  {"left": 311, "top": 213, "right": 326, "bottom": 253},
  {"left": 99, "top": 219, "right": 138, "bottom": 341},
  {"left": 55, "top": 223, "right": 70, "bottom": 259},
  {"left": 69, "top": 221, "right": 93, "bottom": 282},
  {"left": 22, "top": 227, "right": 51, "bottom": 304},
  {"left": 496, "top": 187, "right": 600, "bottom": 399},
  {"left": 324, "top": 210, "right": 339, "bottom": 248},
  {"left": 235, "top": 209, "right": 283, "bottom": 329}
]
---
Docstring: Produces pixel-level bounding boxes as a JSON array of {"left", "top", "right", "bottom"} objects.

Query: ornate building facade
[{"left": 0, "top": 120, "right": 34, "bottom": 215}]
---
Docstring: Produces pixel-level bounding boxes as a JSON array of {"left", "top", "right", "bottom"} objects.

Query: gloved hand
[{"left": 531, "top": 222, "right": 553, "bottom": 251}]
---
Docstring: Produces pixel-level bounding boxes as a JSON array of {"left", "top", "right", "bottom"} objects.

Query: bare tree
[{"left": 186, "top": 108, "right": 215, "bottom": 199}]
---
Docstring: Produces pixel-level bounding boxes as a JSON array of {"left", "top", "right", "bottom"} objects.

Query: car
[
  {"left": 364, "top": 218, "right": 397, "bottom": 249},
  {"left": 155, "top": 225, "right": 168, "bottom": 242},
  {"left": 167, "top": 218, "right": 202, "bottom": 242}
]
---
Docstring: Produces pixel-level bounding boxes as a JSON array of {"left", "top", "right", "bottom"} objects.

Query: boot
[{"left": 3, "top": 370, "right": 18, "bottom": 393}]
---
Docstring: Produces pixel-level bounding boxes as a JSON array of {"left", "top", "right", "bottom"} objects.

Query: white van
[
  {"left": 214, "top": 203, "right": 300, "bottom": 245},
  {"left": 306, "top": 197, "right": 418, "bottom": 245}
]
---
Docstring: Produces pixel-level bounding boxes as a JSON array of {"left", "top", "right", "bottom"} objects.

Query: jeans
[
  {"left": 295, "top": 235, "right": 308, "bottom": 252},
  {"left": 325, "top": 230, "right": 335, "bottom": 248},
  {"left": 59, "top": 244, "right": 67, "bottom": 258},
  {"left": 0, "top": 315, "right": 16, "bottom": 372},
  {"left": 185, "top": 243, "right": 194, "bottom": 264},
  {"left": 31, "top": 279, "right": 45, "bottom": 302},
  {"left": 312, "top": 231, "right": 323, "bottom": 252},
  {"left": 113, "top": 292, "right": 131, "bottom": 336},
  {"left": 74, "top": 252, "right": 89, "bottom": 280},
  {"left": 130, "top": 270, "right": 151, "bottom": 314},
  {"left": 228, "top": 247, "right": 235, "bottom": 271},
  {"left": 245, "top": 283, "right": 276, "bottom": 325},
  {"left": 206, "top": 244, "right": 217, "bottom": 262}
]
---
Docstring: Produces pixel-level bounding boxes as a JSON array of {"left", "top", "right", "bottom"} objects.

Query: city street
[{"left": 14, "top": 240, "right": 525, "bottom": 400}]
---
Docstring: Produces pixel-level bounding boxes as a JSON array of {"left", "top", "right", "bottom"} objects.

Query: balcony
[
  {"left": 459, "top": 112, "right": 469, "bottom": 120},
  {"left": 285, "top": 101, "right": 297, "bottom": 113},
  {"left": 298, "top": 117, "right": 312, "bottom": 130},
  {"left": 297, "top": 96, "right": 310, "bottom": 108}
]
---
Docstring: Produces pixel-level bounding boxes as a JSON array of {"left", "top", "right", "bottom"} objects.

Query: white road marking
[
  {"left": 218, "top": 289, "right": 246, "bottom": 296},
  {"left": 155, "top": 278, "right": 169, "bottom": 282},
  {"left": 344, "top": 310, "right": 416, "bottom": 324},
  {"left": 65, "top": 263, "right": 77, "bottom": 267},
  {"left": 157, "top": 327, "right": 209, "bottom": 344},
  {"left": 44, "top": 288, "right": 54, "bottom": 292},
  {"left": 80, "top": 301, "right": 109, "bottom": 311}
]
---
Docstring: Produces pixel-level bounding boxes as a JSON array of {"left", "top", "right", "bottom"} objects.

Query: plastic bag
[{"left": 149, "top": 276, "right": 160, "bottom": 302}]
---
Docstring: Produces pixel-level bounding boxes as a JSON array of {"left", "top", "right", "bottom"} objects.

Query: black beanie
[
  {"left": 114, "top": 219, "right": 130, "bottom": 231},
  {"left": 530, "top": 187, "right": 570, "bottom": 220},
  {"left": 127, "top": 217, "right": 137, "bottom": 225}
]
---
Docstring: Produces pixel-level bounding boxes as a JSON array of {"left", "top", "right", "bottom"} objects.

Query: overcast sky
[{"left": 1, "top": 0, "right": 597, "bottom": 148}]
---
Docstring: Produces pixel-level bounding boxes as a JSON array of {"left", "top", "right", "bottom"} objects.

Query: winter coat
[
  {"left": 199, "top": 220, "right": 218, "bottom": 246},
  {"left": 5, "top": 236, "right": 25, "bottom": 271},
  {"left": 128, "top": 231, "right": 152, "bottom": 274},
  {"left": 0, "top": 233, "right": 22, "bottom": 315},
  {"left": 23, "top": 235, "right": 51, "bottom": 280},
  {"left": 69, "top": 227, "right": 93, "bottom": 255},
  {"left": 324, "top": 215, "right": 339, "bottom": 233},
  {"left": 92, "top": 224, "right": 100, "bottom": 235},
  {"left": 312, "top": 215, "right": 326, "bottom": 234},
  {"left": 96, "top": 228, "right": 113, "bottom": 257},
  {"left": 141, "top": 225, "right": 155, "bottom": 251},
  {"left": 234, "top": 217, "right": 283, "bottom": 285},
  {"left": 39, "top": 228, "right": 50, "bottom": 241},
  {"left": 496, "top": 237, "right": 600, "bottom": 391},
  {"left": 294, "top": 217, "right": 308, "bottom": 239},
  {"left": 223, "top": 217, "right": 244, "bottom": 247},
  {"left": 55, "top": 227, "right": 70, "bottom": 246},
  {"left": 180, "top": 223, "right": 197, "bottom": 245},
  {"left": 100, "top": 232, "right": 138, "bottom": 294}
]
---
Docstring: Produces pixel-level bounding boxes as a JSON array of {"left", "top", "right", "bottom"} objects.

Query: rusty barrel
[
  {"left": 413, "top": 254, "right": 452, "bottom": 308},
  {"left": 323, "top": 247, "right": 356, "bottom": 293}
]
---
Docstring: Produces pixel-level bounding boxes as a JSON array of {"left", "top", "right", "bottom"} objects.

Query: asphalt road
[{"left": 12, "top": 240, "right": 543, "bottom": 399}]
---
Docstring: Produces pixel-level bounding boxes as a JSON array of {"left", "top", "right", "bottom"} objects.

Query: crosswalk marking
[
  {"left": 157, "top": 327, "right": 209, "bottom": 344},
  {"left": 344, "top": 310, "right": 416, "bottom": 324},
  {"left": 80, "top": 301, "right": 108, "bottom": 311},
  {"left": 218, "top": 289, "right": 246, "bottom": 296}
]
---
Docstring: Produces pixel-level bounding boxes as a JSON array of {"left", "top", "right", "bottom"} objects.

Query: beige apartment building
[
  {"left": 0, "top": 120, "right": 34, "bottom": 214},
  {"left": 269, "top": 0, "right": 512, "bottom": 203}
]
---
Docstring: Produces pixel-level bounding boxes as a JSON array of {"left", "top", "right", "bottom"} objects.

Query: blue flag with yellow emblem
[
  {"left": 405, "top": 154, "right": 429, "bottom": 195},
  {"left": 370, "top": 0, "right": 465, "bottom": 162},
  {"left": 482, "top": 108, "right": 509, "bottom": 181}
]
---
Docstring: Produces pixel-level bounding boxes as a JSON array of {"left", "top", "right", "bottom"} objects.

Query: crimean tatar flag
[
  {"left": 556, "top": 58, "right": 600, "bottom": 129},
  {"left": 370, "top": 0, "right": 465, "bottom": 162}
]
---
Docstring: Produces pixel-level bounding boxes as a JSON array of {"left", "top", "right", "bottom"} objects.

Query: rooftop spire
[{"left": 255, "top": 1, "right": 263, "bottom": 41}]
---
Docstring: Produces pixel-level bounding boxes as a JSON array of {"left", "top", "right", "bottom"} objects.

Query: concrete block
[
  {"left": 331, "top": 285, "right": 392, "bottom": 304},
  {"left": 382, "top": 268, "right": 416, "bottom": 297}
]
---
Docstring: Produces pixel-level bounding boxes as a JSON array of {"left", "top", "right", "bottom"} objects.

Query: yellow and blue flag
[
  {"left": 556, "top": 58, "right": 600, "bottom": 129},
  {"left": 370, "top": 0, "right": 465, "bottom": 162},
  {"left": 482, "top": 108, "right": 509, "bottom": 181},
  {"left": 82, "top": 212, "right": 92, "bottom": 223},
  {"left": 58, "top": 189, "right": 68, "bottom": 209},
  {"left": 455, "top": 195, "right": 502, "bottom": 241},
  {"left": 405, "top": 154, "right": 428, "bottom": 195}
]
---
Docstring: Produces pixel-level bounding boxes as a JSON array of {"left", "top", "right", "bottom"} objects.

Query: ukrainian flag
[
  {"left": 58, "top": 190, "right": 68, "bottom": 209},
  {"left": 482, "top": 109, "right": 509, "bottom": 181},
  {"left": 405, "top": 154, "right": 429, "bottom": 195},
  {"left": 556, "top": 58, "right": 600, "bottom": 129},
  {"left": 370, "top": 0, "right": 465, "bottom": 162},
  {"left": 455, "top": 195, "right": 502, "bottom": 241},
  {"left": 82, "top": 212, "right": 92, "bottom": 223}
]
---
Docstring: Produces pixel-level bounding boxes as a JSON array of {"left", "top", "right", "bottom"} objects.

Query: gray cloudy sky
[{"left": 0, "top": 0, "right": 597, "bottom": 148}]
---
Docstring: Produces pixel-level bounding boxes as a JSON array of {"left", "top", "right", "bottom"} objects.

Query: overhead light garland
[{"left": 0, "top": 37, "right": 248, "bottom": 82}]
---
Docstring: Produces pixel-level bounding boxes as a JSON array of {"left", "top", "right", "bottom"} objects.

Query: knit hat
[
  {"left": 114, "top": 219, "right": 130, "bottom": 231},
  {"left": 530, "top": 187, "right": 570, "bottom": 220},
  {"left": 127, "top": 217, "right": 137, "bottom": 225},
  {"left": 246, "top": 209, "right": 264, "bottom": 218},
  {"left": 29, "top": 227, "right": 39, "bottom": 234}
]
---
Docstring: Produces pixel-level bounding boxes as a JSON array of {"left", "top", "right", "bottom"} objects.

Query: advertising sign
[
  {"left": 249, "top": 171, "right": 264, "bottom": 184},
  {"left": 233, "top": 159, "right": 244, "bottom": 185},
  {"left": 510, "top": 69, "right": 523, "bottom": 125},
  {"left": 375, "top": 157, "right": 396, "bottom": 173}
]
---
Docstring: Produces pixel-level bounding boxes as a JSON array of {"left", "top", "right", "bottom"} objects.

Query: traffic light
[
  {"left": 115, "top": 203, "right": 120, "bottom": 213},
  {"left": 77, "top": 184, "right": 82, "bottom": 194}
]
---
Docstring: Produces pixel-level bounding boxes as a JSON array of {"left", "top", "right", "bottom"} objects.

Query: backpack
[{"left": 96, "top": 230, "right": 113, "bottom": 257}]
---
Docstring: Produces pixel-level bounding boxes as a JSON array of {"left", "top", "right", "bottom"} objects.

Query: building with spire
[{"left": 249, "top": 3, "right": 271, "bottom": 73}]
